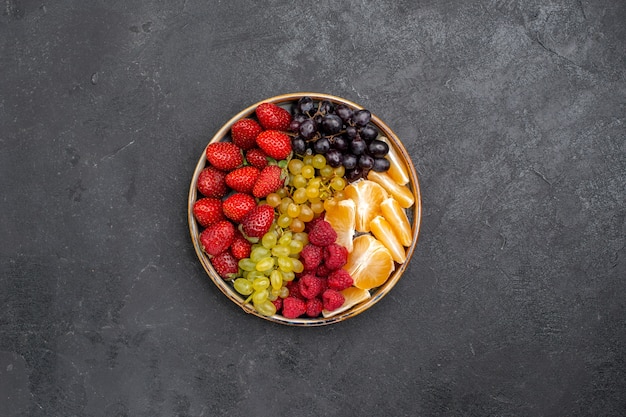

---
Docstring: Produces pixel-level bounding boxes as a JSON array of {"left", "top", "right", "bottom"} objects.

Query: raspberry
[
  {"left": 305, "top": 214, "right": 325, "bottom": 233},
  {"left": 308, "top": 219, "right": 337, "bottom": 247},
  {"left": 286, "top": 280, "right": 303, "bottom": 299},
  {"left": 298, "top": 274, "right": 324, "bottom": 300},
  {"left": 305, "top": 298, "right": 323, "bottom": 318},
  {"left": 327, "top": 269, "right": 354, "bottom": 291},
  {"left": 271, "top": 297, "right": 283, "bottom": 313},
  {"left": 316, "top": 263, "right": 331, "bottom": 279},
  {"left": 300, "top": 244, "right": 323, "bottom": 271},
  {"left": 282, "top": 297, "right": 306, "bottom": 318},
  {"left": 322, "top": 289, "right": 345, "bottom": 311},
  {"left": 323, "top": 243, "right": 348, "bottom": 270}
]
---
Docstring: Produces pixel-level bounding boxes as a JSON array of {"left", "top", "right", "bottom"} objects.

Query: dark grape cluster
[{"left": 288, "top": 96, "right": 391, "bottom": 182}]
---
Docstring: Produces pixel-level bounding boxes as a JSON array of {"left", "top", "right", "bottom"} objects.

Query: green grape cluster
[{"left": 233, "top": 225, "right": 308, "bottom": 316}]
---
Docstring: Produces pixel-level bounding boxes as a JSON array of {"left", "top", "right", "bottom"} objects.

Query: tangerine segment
[
  {"left": 344, "top": 234, "right": 395, "bottom": 290},
  {"left": 370, "top": 216, "right": 407, "bottom": 264},
  {"left": 380, "top": 136, "right": 410, "bottom": 185},
  {"left": 324, "top": 198, "right": 356, "bottom": 252},
  {"left": 367, "top": 170, "right": 414, "bottom": 209},
  {"left": 322, "top": 286, "right": 371, "bottom": 318},
  {"left": 344, "top": 180, "right": 388, "bottom": 233},
  {"left": 380, "top": 197, "right": 412, "bottom": 247}
]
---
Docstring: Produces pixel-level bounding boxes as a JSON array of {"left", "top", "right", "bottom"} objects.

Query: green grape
[
  {"left": 291, "top": 258, "right": 304, "bottom": 274},
  {"left": 278, "top": 231, "right": 292, "bottom": 246},
  {"left": 266, "top": 193, "right": 282, "bottom": 207},
  {"left": 333, "top": 166, "right": 346, "bottom": 177},
  {"left": 279, "top": 197, "right": 293, "bottom": 214},
  {"left": 252, "top": 276, "right": 270, "bottom": 291},
  {"left": 301, "top": 165, "right": 315, "bottom": 179},
  {"left": 270, "top": 287, "right": 281, "bottom": 298},
  {"left": 312, "top": 154, "right": 326, "bottom": 169},
  {"left": 309, "top": 177, "right": 322, "bottom": 187},
  {"left": 261, "top": 231, "right": 278, "bottom": 248},
  {"left": 293, "top": 232, "right": 309, "bottom": 245},
  {"left": 331, "top": 176, "right": 347, "bottom": 191},
  {"left": 302, "top": 155, "right": 314, "bottom": 166},
  {"left": 250, "top": 247, "right": 271, "bottom": 263},
  {"left": 255, "top": 257, "right": 275, "bottom": 271},
  {"left": 276, "top": 188, "right": 288, "bottom": 198},
  {"left": 247, "top": 270, "right": 265, "bottom": 281},
  {"left": 271, "top": 245, "right": 291, "bottom": 258},
  {"left": 282, "top": 271, "right": 295, "bottom": 282},
  {"left": 289, "top": 218, "right": 305, "bottom": 233},
  {"left": 288, "top": 239, "right": 304, "bottom": 254},
  {"left": 292, "top": 174, "right": 307, "bottom": 189},
  {"left": 310, "top": 200, "right": 324, "bottom": 214},
  {"left": 277, "top": 256, "right": 293, "bottom": 272},
  {"left": 288, "top": 159, "right": 304, "bottom": 175},
  {"left": 233, "top": 278, "right": 253, "bottom": 295},
  {"left": 277, "top": 213, "right": 292, "bottom": 228},
  {"left": 252, "top": 289, "right": 269, "bottom": 304},
  {"left": 279, "top": 286, "right": 290, "bottom": 298},
  {"left": 305, "top": 185, "right": 319, "bottom": 199},
  {"left": 297, "top": 205, "right": 314, "bottom": 223},
  {"left": 254, "top": 299, "right": 276, "bottom": 317},
  {"left": 238, "top": 258, "right": 256, "bottom": 272},
  {"left": 287, "top": 202, "right": 301, "bottom": 218},
  {"left": 270, "top": 269, "right": 283, "bottom": 290},
  {"left": 319, "top": 165, "right": 334, "bottom": 178},
  {"left": 293, "top": 188, "right": 308, "bottom": 204}
]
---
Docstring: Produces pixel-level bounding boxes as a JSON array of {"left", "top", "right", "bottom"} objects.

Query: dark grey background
[{"left": 1, "top": 0, "right": 625, "bottom": 416}]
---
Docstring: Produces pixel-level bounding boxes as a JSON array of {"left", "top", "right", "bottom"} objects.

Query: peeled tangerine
[
  {"left": 344, "top": 180, "right": 388, "bottom": 233},
  {"left": 324, "top": 198, "right": 356, "bottom": 252},
  {"left": 380, "top": 197, "right": 412, "bottom": 247},
  {"left": 370, "top": 216, "right": 406, "bottom": 264},
  {"left": 367, "top": 170, "right": 414, "bottom": 209},
  {"left": 379, "top": 136, "right": 410, "bottom": 185},
  {"left": 344, "top": 234, "right": 395, "bottom": 290}
]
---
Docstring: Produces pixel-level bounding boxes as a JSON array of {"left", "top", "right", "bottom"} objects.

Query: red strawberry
[
  {"left": 197, "top": 167, "right": 228, "bottom": 198},
  {"left": 308, "top": 219, "right": 337, "bottom": 247},
  {"left": 192, "top": 197, "right": 224, "bottom": 228},
  {"left": 255, "top": 102, "right": 292, "bottom": 131},
  {"left": 231, "top": 230, "right": 252, "bottom": 260},
  {"left": 231, "top": 118, "right": 262, "bottom": 150},
  {"left": 252, "top": 165, "right": 285, "bottom": 198},
  {"left": 255, "top": 130, "right": 292, "bottom": 160},
  {"left": 222, "top": 193, "right": 257, "bottom": 223},
  {"left": 199, "top": 220, "right": 235, "bottom": 256},
  {"left": 211, "top": 250, "right": 239, "bottom": 280},
  {"left": 205, "top": 142, "right": 243, "bottom": 171},
  {"left": 322, "top": 289, "right": 345, "bottom": 311},
  {"left": 241, "top": 204, "right": 275, "bottom": 238},
  {"left": 245, "top": 148, "right": 269, "bottom": 169},
  {"left": 282, "top": 296, "right": 306, "bottom": 318},
  {"left": 225, "top": 166, "right": 260, "bottom": 194}
]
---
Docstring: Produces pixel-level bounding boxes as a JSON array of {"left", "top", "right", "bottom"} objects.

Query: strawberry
[
  {"left": 192, "top": 197, "right": 225, "bottom": 228},
  {"left": 255, "top": 130, "right": 292, "bottom": 160},
  {"left": 205, "top": 142, "right": 243, "bottom": 171},
  {"left": 231, "top": 230, "right": 252, "bottom": 260},
  {"left": 211, "top": 250, "right": 239, "bottom": 280},
  {"left": 255, "top": 102, "right": 292, "bottom": 131},
  {"left": 231, "top": 118, "right": 262, "bottom": 150},
  {"left": 241, "top": 204, "right": 275, "bottom": 239},
  {"left": 252, "top": 165, "right": 285, "bottom": 198},
  {"left": 225, "top": 166, "right": 260, "bottom": 194},
  {"left": 199, "top": 220, "right": 235, "bottom": 256},
  {"left": 197, "top": 167, "right": 228, "bottom": 198},
  {"left": 222, "top": 193, "right": 257, "bottom": 223},
  {"left": 245, "top": 148, "right": 269, "bottom": 169}
]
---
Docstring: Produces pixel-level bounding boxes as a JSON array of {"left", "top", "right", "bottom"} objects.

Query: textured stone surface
[{"left": 1, "top": 0, "right": 625, "bottom": 416}]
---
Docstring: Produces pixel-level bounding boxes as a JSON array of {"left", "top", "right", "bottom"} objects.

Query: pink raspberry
[
  {"left": 282, "top": 297, "right": 306, "bottom": 318},
  {"left": 323, "top": 243, "right": 348, "bottom": 270},
  {"left": 308, "top": 219, "right": 337, "bottom": 247},
  {"left": 286, "top": 280, "right": 303, "bottom": 299},
  {"left": 316, "top": 263, "right": 331, "bottom": 279},
  {"left": 327, "top": 269, "right": 354, "bottom": 291},
  {"left": 305, "top": 298, "right": 324, "bottom": 318},
  {"left": 298, "top": 274, "right": 324, "bottom": 300},
  {"left": 300, "top": 244, "right": 323, "bottom": 271},
  {"left": 271, "top": 297, "right": 283, "bottom": 313},
  {"left": 322, "top": 289, "right": 345, "bottom": 311}
]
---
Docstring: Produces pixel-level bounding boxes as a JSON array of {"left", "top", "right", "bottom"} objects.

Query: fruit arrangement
[{"left": 188, "top": 93, "right": 421, "bottom": 325}]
